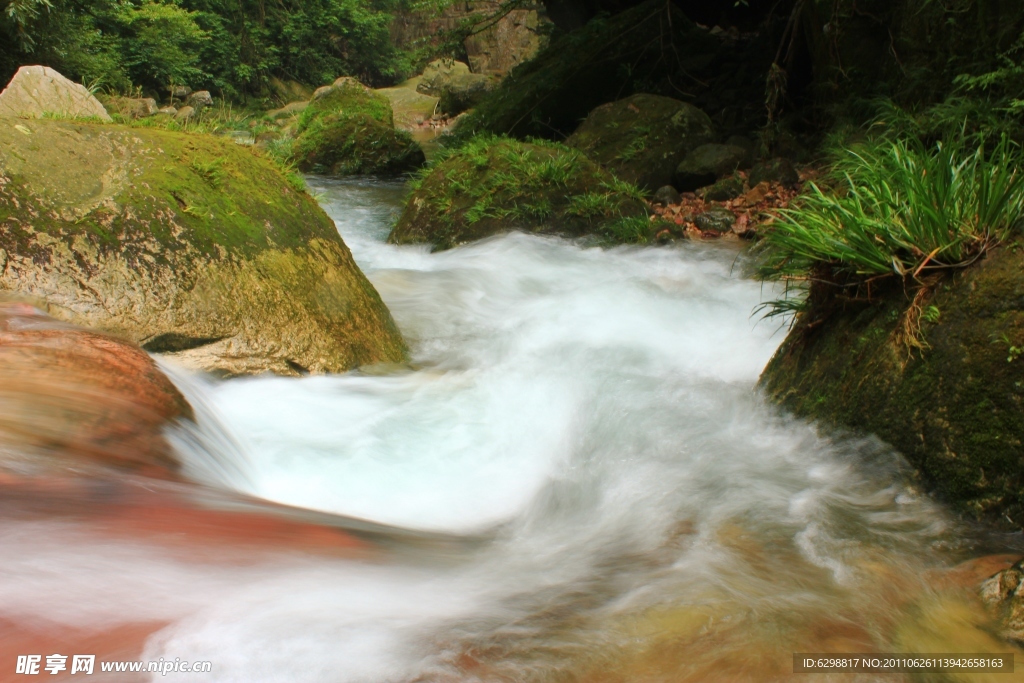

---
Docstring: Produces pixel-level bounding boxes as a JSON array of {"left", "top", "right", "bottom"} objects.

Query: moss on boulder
[
  {"left": 292, "top": 77, "right": 425, "bottom": 176},
  {"left": 388, "top": 135, "right": 648, "bottom": 251},
  {"left": 0, "top": 117, "right": 407, "bottom": 376},
  {"left": 566, "top": 94, "right": 715, "bottom": 191},
  {"left": 759, "top": 243, "right": 1024, "bottom": 526}
]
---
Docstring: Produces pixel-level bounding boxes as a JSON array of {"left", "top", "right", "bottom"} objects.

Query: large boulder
[
  {"left": 0, "top": 117, "right": 407, "bottom": 376},
  {"left": 389, "top": 135, "right": 648, "bottom": 250},
  {"left": 566, "top": 94, "right": 715, "bottom": 191},
  {"left": 0, "top": 299, "right": 190, "bottom": 478},
  {"left": 438, "top": 73, "right": 496, "bottom": 116},
  {"left": 416, "top": 59, "right": 472, "bottom": 96},
  {"left": 292, "top": 77, "right": 425, "bottom": 176},
  {"left": 760, "top": 240, "right": 1024, "bottom": 526},
  {"left": 0, "top": 65, "right": 111, "bottom": 122}
]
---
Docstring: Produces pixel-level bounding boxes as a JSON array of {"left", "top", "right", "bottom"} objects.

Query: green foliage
[
  {"left": 0, "top": 0, "right": 410, "bottom": 100},
  {"left": 758, "top": 133, "right": 1024, "bottom": 313}
]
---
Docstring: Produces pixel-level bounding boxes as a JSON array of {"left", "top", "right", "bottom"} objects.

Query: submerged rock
[
  {"left": 292, "top": 77, "right": 425, "bottom": 176},
  {"left": 0, "top": 300, "right": 190, "bottom": 478},
  {"left": 760, "top": 240, "right": 1024, "bottom": 525},
  {"left": 0, "top": 65, "right": 111, "bottom": 122},
  {"left": 566, "top": 94, "right": 715, "bottom": 192},
  {"left": 389, "top": 135, "right": 647, "bottom": 250},
  {"left": 0, "top": 117, "right": 406, "bottom": 376}
]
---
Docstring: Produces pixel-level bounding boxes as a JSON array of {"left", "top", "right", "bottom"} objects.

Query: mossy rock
[
  {"left": 388, "top": 135, "right": 648, "bottom": 251},
  {"left": 566, "top": 94, "right": 715, "bottom": 192},
  {"left": 292, "top": 77, "right": 425, "bottom": 176},
  {"left": 450, "top": 1, "right": 720, "bottom": 141},
  {"left": 760, "top": 243, "right": 1024, "bottom": 526},
  {"left": 0, "top": 117, "right": 406, "bottom": 376}
]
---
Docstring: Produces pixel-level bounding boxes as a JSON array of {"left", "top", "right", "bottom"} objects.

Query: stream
[{"left": 2, "top": 177, "right": 1021, "bottom": 682}]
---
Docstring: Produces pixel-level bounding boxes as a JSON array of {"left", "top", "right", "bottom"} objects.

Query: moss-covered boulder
[
  {"left": 566, "top": 94, "right": 715, "bottom": 191},
  {"left": 0, "top": 117, "right": 406, "bottom": 376},
  {"left": 292, "top": 77, "right": 425, "bottom": 176},
  {"left": 389, "top": 135, "right": 648, "bottom": 251},
  {"left": 760, "top": 243, "right": 1024, "bottom": 526}
]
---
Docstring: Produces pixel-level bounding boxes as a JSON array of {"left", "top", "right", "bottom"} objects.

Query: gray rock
[
  {"left": 749, "top": 157, "right": 799, "bottom": 187},
  {"left": 224, "top": 130, "right": 254, "bottom": 146},
  {"left": 653, "top": 185, "right": 681, "bottom": 206},
  {"left": 170, "top": 85, "right": 191, "bottom": 102},
  {"left": 0, "top": 65, "right": 111, "bottom": 122},
  {"left": 187, "top": 90, "right": 213, "bottom": 110},
  {"left": 158, "top": 106, "right": 177, "bottom": 116},
  {"left": 416, "top": 59, "right": 472, "bottom": 96},
  {"left": 694, "top": 207, "right": 736, "bottom": 232},
  {"left": 675, "top": 144, "right": 748, "bottom": 191}
]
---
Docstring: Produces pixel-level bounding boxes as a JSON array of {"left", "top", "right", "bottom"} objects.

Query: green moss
[
  {"left": 389, "top": 135, "right": 649, "bottom": 251},
  {"left": 291, "top": 79, "right": 425, "bottom": 176},
  {"left": 760, "top": 240, "right": 1024, "bottom": 526},
  {"left": 0, "top": 117, "right": 407, "bottom": 374}
]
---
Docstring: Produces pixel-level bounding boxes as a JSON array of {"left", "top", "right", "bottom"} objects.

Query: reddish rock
[{"left": 0, "top": 301, "right": 191, "bottom": 478}]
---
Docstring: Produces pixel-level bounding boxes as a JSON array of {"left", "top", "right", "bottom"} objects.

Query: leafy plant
[{"left": 758, "top": 134, "right": 1024, "bottom": 308}]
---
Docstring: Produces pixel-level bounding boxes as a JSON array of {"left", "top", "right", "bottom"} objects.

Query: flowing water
[{"left": 2, "top": 177, "right": 1022, "bottom": 682}]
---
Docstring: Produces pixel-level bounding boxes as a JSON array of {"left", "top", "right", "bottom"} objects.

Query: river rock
[
  {"left": 0, "top": 299, "right": 190, "bottom": 478},
  {"left": 0, "top": 65, "right": 112, "bottom": 122},
  {"left": 0, "top": 117, "right": 406, "bottom": 376},
  {"left": 566, "top": 94, "right": 716, "bottom": 192},
  {"left": 981, "top": 560, "right": 1024, "bottom": 642},
  {"left": 674, "top": 143, "right": 749, "bottom": 192},
  {"left": 760, "top": 238, "right": 1024, "bottom": 525},
  {"left": 170, "top": 85, "right": 192, "bottom": 102},
  {"left": 702, "top": 175, "right": 744, "bottom": 201},
  {"left": 694, "top": 207, "right": 736, "bottom": 232},
  {"left": 389, "top": 136, "right": 646, "bottom": 250},
  {"left": 158, "top": 106, "right": 177, "bottom": 116},
  {"left": 103, "top": 96, "right": 159, "bottom": 119},
  {"left": 438, "top": 73, "right": 495, "bottom": 116},
  {"left": 416, "top": 59, "right": 472, "bottom": 96},
  {"left": 187, "top": 90, "right": 213, "bottom": 110},
  {"left": 749, "top": 157, "right": 799, "bottom": 187},
  {"left": 653, "top": 185, "right": 681, "bottom": 206},
  {"left": 293, "top": 77, "right": 425, "bottom": 176}
]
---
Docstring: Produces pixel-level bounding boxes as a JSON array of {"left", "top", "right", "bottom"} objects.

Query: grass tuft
[{"left": 757, "top": 133, "right": 1024, "bottom": 316}]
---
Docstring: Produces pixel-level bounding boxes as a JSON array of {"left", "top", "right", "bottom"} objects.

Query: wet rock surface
[{"left": 0, "top": 300, "right": 190, "bottom": 478}]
